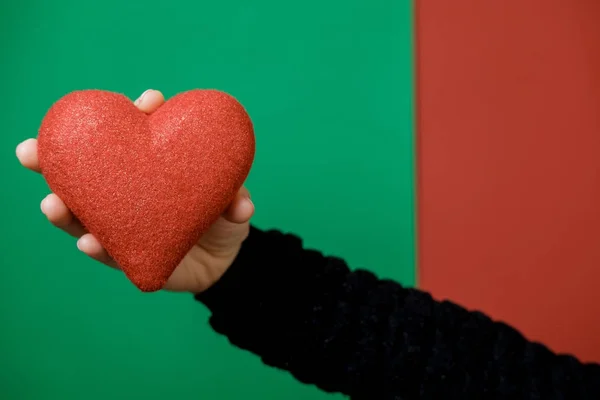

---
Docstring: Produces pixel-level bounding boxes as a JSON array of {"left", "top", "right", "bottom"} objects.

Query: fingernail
[
  {"left": 40, "top": 198, "right": 48, "bottom": 215},
  {"left": 134, "top": 89, "right": 152, "bottom": 106},
  {"left": 76, "top": 238, "right": 83, "bottom": 251}
]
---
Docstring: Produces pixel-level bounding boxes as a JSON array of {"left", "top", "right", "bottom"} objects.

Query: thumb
[{"left": 197, "top": 190, "right": 253, "bottom": 256}]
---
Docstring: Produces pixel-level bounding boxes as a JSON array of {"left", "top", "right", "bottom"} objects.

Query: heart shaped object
[{"left": 38, "top": 89, "right": 255, "bottom": 291}]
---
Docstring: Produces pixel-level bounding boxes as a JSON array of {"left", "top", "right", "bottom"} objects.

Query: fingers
[
  {"left": 77, "top": 234, "right": 120, "bottom": 269},
  {"left": 223, "top": 187, "right": 254, "bottom": 224},
  {"left": 41, "top": 194, "right": 118, "bottom": 269},
  {"left": 134, "top": 89, "right": 165, "bottom": 114},
  {"left": 41, "top": 194, "right": 88, "bottom": 238},
  {"left": 16, "top": 138, "right": 41, "bottom": 173},
  {"left": 238, "top": 186, "right": 250, "bottom": 199}
]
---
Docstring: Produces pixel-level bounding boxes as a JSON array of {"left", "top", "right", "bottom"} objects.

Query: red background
[{"left": 417, "top": 0, "right": 600, "bottom": 361}]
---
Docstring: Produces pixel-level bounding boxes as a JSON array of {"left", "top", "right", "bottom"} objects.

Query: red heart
[{"left": 37, "top": 89, "right": 255, "bottom": 292}]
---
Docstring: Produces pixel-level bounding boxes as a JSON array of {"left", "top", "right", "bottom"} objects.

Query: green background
[{"left": 1, "top": 0, "right": 415, "bottom": 399}]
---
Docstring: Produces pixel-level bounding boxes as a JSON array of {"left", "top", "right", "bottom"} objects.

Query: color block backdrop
[
  {"left": 0, "top": 1, "right": 415, "bottom": 399},
  {"left": 417, "top": 0, "right": 600, "bottom": 362},
  {"left": 3, "top": 0, "right": 600, "bottom": 399}
]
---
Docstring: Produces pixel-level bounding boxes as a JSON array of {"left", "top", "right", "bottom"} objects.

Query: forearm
[{"left": 195, "top": 226, "right": 600, "bottom": 399}]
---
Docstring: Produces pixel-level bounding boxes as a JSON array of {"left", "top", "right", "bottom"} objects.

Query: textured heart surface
[{"left": 38, "top": 89, "right": 255, "bottom": 291}]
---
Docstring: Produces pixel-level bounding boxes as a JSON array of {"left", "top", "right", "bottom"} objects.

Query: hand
[{"left": 16, "top": 89, "right": 254, "bottom": 293}]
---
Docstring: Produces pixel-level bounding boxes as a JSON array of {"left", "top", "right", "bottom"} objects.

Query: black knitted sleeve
[{"left": 195, "top": 226, "right": 600, "bottom": 399}]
